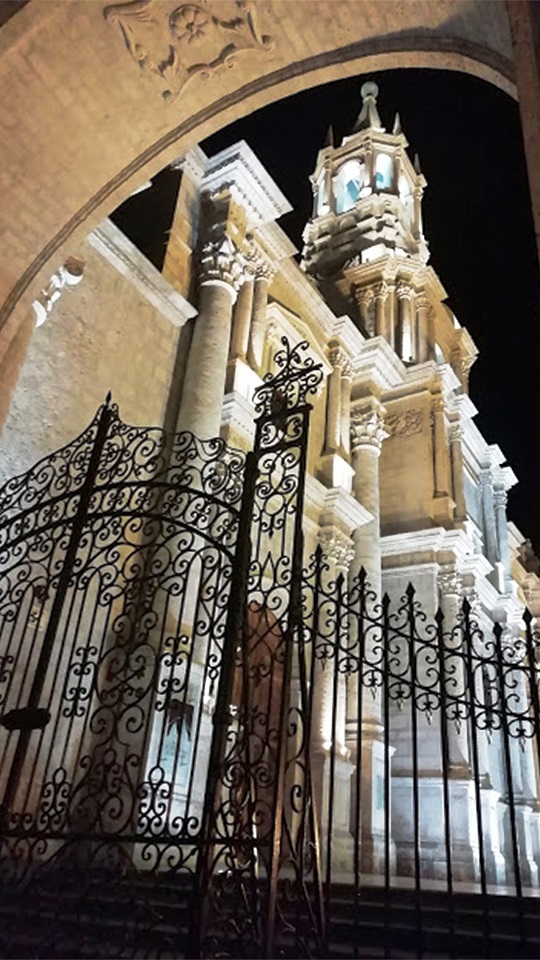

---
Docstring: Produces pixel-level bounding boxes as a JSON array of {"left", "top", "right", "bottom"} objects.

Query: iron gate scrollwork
[{"left": 0, "top": 337, "right": 324, "bottom": 959}]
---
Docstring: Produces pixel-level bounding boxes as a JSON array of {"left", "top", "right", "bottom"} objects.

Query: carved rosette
[
  {"left": 104, "top": 0, "right": 274, "bottom": 102},
  {"left": 199, "top": 235, "right": 246, "bottom": 293},
  {"left": 350, "top": 401, "right": 388, "bottom": 454},
  {"left": 318, "top": 529, "right": 355, "bottom": 570}
]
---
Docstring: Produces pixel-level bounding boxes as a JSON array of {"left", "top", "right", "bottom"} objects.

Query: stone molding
[
  {"left": 200, "top": 140, "right": 290, "bottom": 227},
  {"left": 438, "top": 565, "right": 463, "bottom": 597},
  {"left": 88, "top": 219, "right": 196, "bottom": 327}
]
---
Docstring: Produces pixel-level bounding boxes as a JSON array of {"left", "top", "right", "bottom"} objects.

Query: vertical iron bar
[
  {"left": 353, "top": 569, "right": 366, "bottom": 960},
  {"left": 0, "top": 397, "right": 113, "bottom": 831},
  {"left": 436, "top": 607, "right": 455, "bottom": 958},
  {"left": 462, "top": 599, "right": 490, "bottom": 956},
  {"left": 406, "top": 585, "right": 422, "bottom": 958},
  {"left": 493, "top": 621, "right": 523, "bottom": 959},
  {"left": 382, "top": 593, "right": 391, "bottom": 960},
  {"left": 325, "top": 570, "right": 343, "bottom": 948}
]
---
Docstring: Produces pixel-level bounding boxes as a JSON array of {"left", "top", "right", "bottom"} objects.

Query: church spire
[{"left": 352, "top": 81, "right": 385, "bottom": 133}]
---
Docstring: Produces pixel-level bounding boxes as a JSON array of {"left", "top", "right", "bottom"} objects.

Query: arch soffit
[{"left": 0, "top": 0, "right": 516, "bottom": 353}]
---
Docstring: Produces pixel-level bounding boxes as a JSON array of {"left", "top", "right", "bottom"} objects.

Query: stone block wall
[{"left": 0, "top": 236, "right": 180, "bottom": 486}]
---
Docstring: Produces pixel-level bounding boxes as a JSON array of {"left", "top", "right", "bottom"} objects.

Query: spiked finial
[
  {"left": 352, "top": 81, "right": 385, "bottom": 133},
  {"left": 392, "top": 112, "right": 402, "bottom": 135},
  {"left": 413, "top": 152, "right": 422, "bottom": 175},
  {"left": 324, "top": 125, "right": 334, "bottom": 148}
]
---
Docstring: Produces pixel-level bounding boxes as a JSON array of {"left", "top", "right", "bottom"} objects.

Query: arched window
[
  {"left": 335, "top": 159, "right": 364, "bottom": 213},
  {"left": 375, "top": 153, "right": 392, "bottom": 190}
]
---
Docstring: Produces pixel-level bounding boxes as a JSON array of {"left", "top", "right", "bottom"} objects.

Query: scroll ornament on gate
[{"left": 103, "top": 0, "right": 274, "bottom": 101}]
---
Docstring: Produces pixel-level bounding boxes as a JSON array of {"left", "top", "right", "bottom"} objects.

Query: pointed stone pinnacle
[
  {"left": 414, "top": 152, "right": 422, "bottom": 175},
  {"left": 392, "top": 112, "right": 402, "bottom": 135},
  {"left": 324, "top": 124, "right": 334, "bottom": 148},
  {"left": 353, "top": 80, "right": 385, "bottom": 133}
]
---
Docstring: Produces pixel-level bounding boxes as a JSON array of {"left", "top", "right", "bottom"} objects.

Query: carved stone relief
[
  {"left": 384, "top": 408, "right": 423, "bottom": 437},
  {"left": 104, "top": 0, "right": 273, "bottom": 101}
]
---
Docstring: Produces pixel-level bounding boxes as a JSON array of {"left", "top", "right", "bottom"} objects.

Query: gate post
[{"left": 192, "top": 338, "right": 325, "bottom": 958}]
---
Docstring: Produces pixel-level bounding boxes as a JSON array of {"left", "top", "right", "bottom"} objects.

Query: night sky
[{"left": 113, "top": 68, "right": 540, "bottom": 553}]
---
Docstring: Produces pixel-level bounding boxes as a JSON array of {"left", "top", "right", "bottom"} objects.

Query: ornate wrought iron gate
[
  {"left": 0, "top": 339, "right": 324, "bottom": 959},
  {"left": 2, "top": 338, "right": 540, "bottom": 959}
]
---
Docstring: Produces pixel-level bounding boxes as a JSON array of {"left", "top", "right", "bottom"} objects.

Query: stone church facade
[{"left": 2, "top": 82, "right": 540, "bottom": 887}]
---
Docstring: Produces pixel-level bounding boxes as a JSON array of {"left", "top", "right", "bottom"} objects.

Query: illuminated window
[
  {"left": 335, "top": 160, "right": 364, "bottom": 213},
  {"left": 375, "top": 153, "right": 392, "bottom": 190}
]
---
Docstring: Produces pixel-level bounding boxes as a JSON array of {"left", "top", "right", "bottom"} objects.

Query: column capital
[
  {"left": 448, "top": 421, "right": 462, "bottom": 444},
  {"left": 493, "top": 487, "right": 508, "bottom": 509},
  {"left": 396, "top": 281, "right": 414, "bottom": 300},
  {"left": 438, "top": 565, "right": 463, "bottom": 597},
  {"left": 416, "top": 293, "right": 430, "bottom": 311},
  {"left": 327, "top": 342, "right": 351, "bottom": 371},
  {"left": 354, "top": 284, "right": 374, "bottom": 306},
  {"left": 373, "top": 281, "right": 388, "bottom": 300},
  {"left": 318, "top": 527, "right": 355, "bottom": 571},
  {"left": 351, "top": 399, "right": 388, "bottom": 454},
  {"left": 199, "top": 235, "right": 246, "bottom": 294}
]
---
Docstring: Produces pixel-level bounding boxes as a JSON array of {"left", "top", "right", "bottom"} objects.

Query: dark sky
[{"left": 113, "top": 68, "right": 540, "bottom": 553}]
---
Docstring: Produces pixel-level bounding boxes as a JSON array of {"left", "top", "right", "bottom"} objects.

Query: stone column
[
  {"left": 349, "top": 398, "right": 388, "bottom": 597},
  {"left": 325, "top": 345, "right": 344, "bottom": 454},
  {"left": 312, "top": 528, "right": 355, "bottom": 874},
  {"left": 229, "top": 277, "right": 254, "bottom": 361},
  {"left": 385, "top": 282, "right": 396, "bottom": 350},
  {"left": 340, "top": 359, "right": 352, "bottom": 458},
  {"left": 247, "top": 262, "right": 273, "bottom": 373},
  {"left": 438, "top": 567, "right": 471, "bottom": 773},
  {"left": 493, "top": 487, "right": 511, "bottom": 584},
  {"left": 356, "top": 286, "right": 373, "bottom": 335},
  {"left": 348, "top": 400, "right": 390, "bottom": 874},
  {"left": 373, "top": 282, "right": 388, "bottom": 338},
  {"left": 416, "top": 294, "right": 431, "bottom": 363},
  {"left": 177, "top": 235, "right": 244, "bottom": 439},
  {"left": 397, "top": 282, "right": 415, "bottom": 363},
  {"left": 431, "top": 392, "right": 449, "bottom": 497},
  {"left": 449, "top": 423, "right": 467, "bottom": 522},
  {"left": 480, "top": 469, "right": 499, "bottom": 569}
]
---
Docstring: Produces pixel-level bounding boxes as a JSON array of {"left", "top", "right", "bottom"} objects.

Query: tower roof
[{"left": 352, "top": 81, "right": 385, "bottom": 133}]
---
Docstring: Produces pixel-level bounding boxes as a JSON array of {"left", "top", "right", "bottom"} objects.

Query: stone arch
[{"left": 0, "top": 0, "right": 536, "bottom": 372}]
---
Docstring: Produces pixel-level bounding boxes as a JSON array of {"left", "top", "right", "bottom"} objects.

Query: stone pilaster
[
  {"left": 480, "top": 468, "right": 499, "bottom": 569},
  {"left": 448, "top": 422, "right": 467, "bottom": 522},
  {"left": 416, "top": 294, "right": 431, "bottom": 363},
  {"left": 177, "top": 234, "right": 245, "bottom": 439},
  {"left": 340, "top": 359, "right": 352, "bottom": 457},
  {"left": 247, "top": 259, "right": 274, "bottom": 373},
  {"left": 493, "top": 487, "right": 511, "bottom": 585},
  {"left": 349, "top": 398, "right": 387, "bottom": 596}
]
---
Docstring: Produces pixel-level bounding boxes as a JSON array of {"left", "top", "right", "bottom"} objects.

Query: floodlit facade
[{"left": 2, "top": 82, "right": 540, "bottom": 889}]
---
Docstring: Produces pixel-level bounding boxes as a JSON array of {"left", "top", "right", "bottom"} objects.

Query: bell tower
[{"left": 301, "top": 82, "right": 432, "bottom": 362}]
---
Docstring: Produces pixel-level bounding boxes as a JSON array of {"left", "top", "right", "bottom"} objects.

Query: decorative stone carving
[
  {"left": 448, "top": 422, "right": 462, "bottom": 444},
  {"left": 493, "top": 488, "right": 508, "bottom": 509},
  {"left": 384, "top": 408, "right": 423, "bottom": 437},
  {"left": 327, "top": 344, "right": 349, "bottom": 369},
  {"left": 373, "top": 281, "right": 388, "bottom": 300},
  {"left": 355, "top": 285, "right": 374, "bottom": 307},
  {"left": 104, "top": 0, "right": 273, "bottom": 102},
  {"left": 438, "top": 566, "right": 463, "bottom": 597},
  {"left": 350, "top": 402, "right": 388, "bottom": 453},
  {"left": 32, "top": 257, "right": 85, "bottom": 328},
  {"left": 318, "top": 529, "right": 355, "bottom": 570},
  {"left": 199, "top": 235, "right": 246, "bottom": 291},
  {"left": 396, "top": 282, "right": 414, "bottom": 300}
]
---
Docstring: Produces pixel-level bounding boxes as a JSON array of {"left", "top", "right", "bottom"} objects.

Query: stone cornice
[
  {"left": 352, "top": 336, "right": 405, "bottom": 394},
  {"left": 331, "top": 314, "right": 365, "bottom": 361},
  {"left": 170, "top": 145, "right": 207, "bottom": 184},
  {"left": 88, "top": 219, "right": 196, "bottom": 327},
  {"left": 319, "top": 486, "right": 372, "bottom": 533},
  {"left": 381, "top": 526, "right": 476, "bottom": 568},
  {"left": 201, "top": 141, "right": 291, "bottom": 227},
  {"left": 254, "top": 220, "right": 297, "bottom": 261}
]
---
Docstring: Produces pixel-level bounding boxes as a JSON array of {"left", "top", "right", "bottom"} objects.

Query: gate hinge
[{"left": 1, "top": 707, "right": 51, "bottom": 731}]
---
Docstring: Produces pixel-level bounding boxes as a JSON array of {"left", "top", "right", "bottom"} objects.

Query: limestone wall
[{"left": 0, "top": 235, "right": 180, "bottom": 485}]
